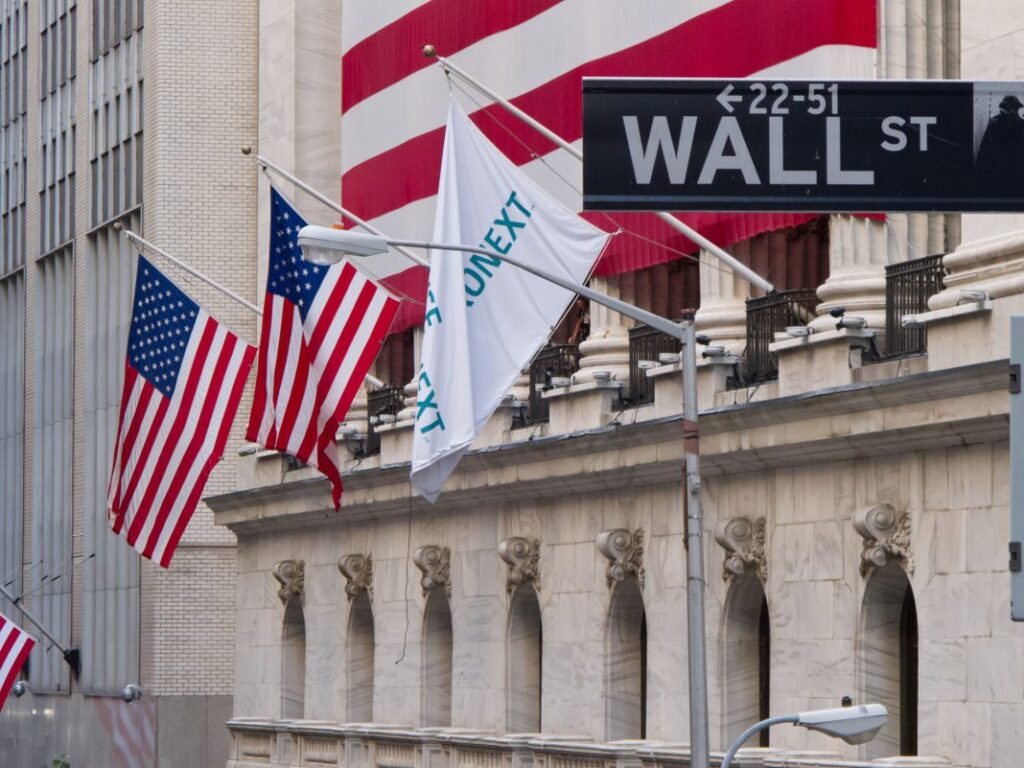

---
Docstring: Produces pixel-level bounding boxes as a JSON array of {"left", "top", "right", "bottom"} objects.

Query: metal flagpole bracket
[{"left": 0, "top": 582, "right": 81, "bottom": 678}]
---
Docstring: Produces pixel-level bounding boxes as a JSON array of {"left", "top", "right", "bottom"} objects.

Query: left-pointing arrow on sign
[{"left": 716, "top": 83, "right": 742, "bottom": 113}]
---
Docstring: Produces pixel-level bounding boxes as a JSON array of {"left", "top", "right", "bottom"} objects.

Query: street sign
[{"left": 582, "top": 79, "right": 1024, "bottom": 213}]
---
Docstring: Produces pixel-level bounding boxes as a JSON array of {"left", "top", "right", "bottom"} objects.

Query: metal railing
[
  {"left": 364, "top": 386, "right": 405, "bottom": 455},
  {"left": 883, "top": 253, "right": 946, "bottom": 358},
  {"left": 628, "top": 324, "right": 681, "bottom": 405},
  {"left": 524, "top": 344, "right": 580, "bottom": 425},
  {"left": 743, "top": 289, "right": 819, "bottom": 385}
]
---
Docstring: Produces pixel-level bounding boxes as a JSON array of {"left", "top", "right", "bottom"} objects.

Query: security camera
[
  {"left": 835, "top": 316, "right": 867, "bottom": 330},
  {"left": 796, "top": 703, "right": 887, "bottom": 745},
  {"left": 591, "top": 370, "right": 612, "bottom": 383},
  {"left": 785, "top": 325, "right": 812, "bottom": 338},
  {"left": 957, "top": 288, "right": 988, "bottom": 304},
  {"left": 658, "top": 352, "right": 680, "bottom": 364},
  {"left": 829, "top": 306, "right": 846, "bottom": 318},
  {"left": 701, "top": 346, "right": 728, "bottom": 359},
  {"left": 637, "top": 360, "right": 658, "bottom": 370},
  {"left": 12, "top": 681, "right": 28, "bottom": 697},
  {"left": 695, "top": 334, "right": 712, "bottom": 346},
  {"left": 901, "top": 315, "right": 926, "bottom": 329},
  {"left": 550, "top": 376, "right": 571, "bottom": 388},
  {"left": 120, "top": 684, "right": 143, "bottom": 703}
]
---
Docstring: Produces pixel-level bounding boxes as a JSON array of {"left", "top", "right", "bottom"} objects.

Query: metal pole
[
  {"left": 253, "top": 154, "right": 430, "bottom": 269},
  {"left": 425, "top": 47, "right": 775, "bottom": 294},
  {"left": 720, "top": 715, "right": 799, "bottom": 768},
  {"left": 120, "top": 228, "right": 263, "bottom": 316},
  {"left": 389, "top": 239, "right": 684, "bottom": 340},
  {"left": 681, "top": 320, "right": 710, "bottom": 768},
  {"left": 0, "top": 580, "right": 79, "bottom": 674}
]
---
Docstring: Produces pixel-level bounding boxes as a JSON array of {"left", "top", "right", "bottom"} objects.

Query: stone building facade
[
  {"left": 209, "top": 3, "right": 1024, "bottom": 768},
  {"left": 0, "top": 0, "right": 256, "bottom": 766}
]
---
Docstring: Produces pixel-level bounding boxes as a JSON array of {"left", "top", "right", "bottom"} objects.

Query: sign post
[{"left": 583, "top": 78, "right": 1024, "bottom": 213}]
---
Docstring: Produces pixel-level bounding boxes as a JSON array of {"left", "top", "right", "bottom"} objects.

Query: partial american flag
[
  {"left": 108, "top": 256, "right": 256, "bottom": 568},
  {"left": 341, "top": 0, "right": 878, "bottom": 332},
  {"left": 96, "top": 694, "right": 157, "bottom": 768},
  {"left": 247, "top": 188, "right": 401, "bottom": 508},
  {"left": 0, "top": 611, "right": 34, "bottom": 712}
]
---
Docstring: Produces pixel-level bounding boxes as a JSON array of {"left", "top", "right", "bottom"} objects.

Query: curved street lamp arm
[{"left": 720, "top": 715, "right": 800, "bottom": 768}]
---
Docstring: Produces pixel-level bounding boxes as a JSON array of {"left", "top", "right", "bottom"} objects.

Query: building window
[
  {"left": 81, "top": 219, "right": 140, "bottom": 694},
  {"left": 861, "top": 562, "right": 918, "bottom": 758},
  {"left": 606, "top": 578, "right": 647, "bottom": 740},
  {"left": 281, "top": 598, "right": 306, "bottom": 719},
  {"left": 422, "top": 590, "right": 453, "bottom": 727},
  {"left": 0, "top": 0, "right": 28, "bottom": 274},
  {"left": 721, "top": 571, "right": 770, "bottom": 746},
  {"left": 39, "top": 0, "right": 76, "bottom": 254},
  {"left": 0, "top": 272, "right": 24, "bottom": 613},
  {"left": 347, "top": 591, "right": 375, "bottom": 722},
  {"left": 507, "top": 583, "right": 542, "bottom": 733},
  {"left": 31, "top": 248, "right": 74, "bottom": 693}
]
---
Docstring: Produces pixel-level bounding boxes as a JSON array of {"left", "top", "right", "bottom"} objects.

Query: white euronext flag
[{"left": 411, "top": 102, "right": 610, "bottom": 502}]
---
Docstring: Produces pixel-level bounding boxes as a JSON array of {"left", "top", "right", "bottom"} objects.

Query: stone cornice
[{"left": 209, "top": 360, "right": 1008, "bottom": 536}]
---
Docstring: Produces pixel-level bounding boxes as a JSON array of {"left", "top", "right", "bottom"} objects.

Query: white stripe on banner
[{"left": 341, "top": 0, "right": 431, "bottom": 54}]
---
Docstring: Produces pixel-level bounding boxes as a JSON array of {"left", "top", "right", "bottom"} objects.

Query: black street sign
[{"left": 582, "top": 78, "right": 1024, "bottom": 213}]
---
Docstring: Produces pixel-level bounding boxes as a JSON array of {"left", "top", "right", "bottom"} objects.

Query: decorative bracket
[
  {"left": 853, "top": 503, "right": 913, "bottom": 577},
  {"left": 597, "top": 528, "right": 645, "bottom": 588},
  {"left": 498, "top": 537, "right": 541, "bottom": 594},
  {"left": 413, "top": 545, "right": 451, "bottom": 596},
  {"left": 273, "top": 560, "right": 305, "bottom": 605},
  {"left": 338, "top": 554, "right": 373, "bottom": 600},
  {"left": 713, "top": 516, "right": 767, "bottom": 582}
]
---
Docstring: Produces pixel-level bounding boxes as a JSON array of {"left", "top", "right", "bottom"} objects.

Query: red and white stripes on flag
[
  {"left": 96, "top": 693, "right": 157, "bottom": 768},
  {"left": 246, "top": 189, "right": 401, "bottom": 509},
  {"left": 0, "top": 612, "right": 34, "bottom": 711},
  {"left": 340, "top": 0, "right": 878, "bottom": 332},
  {"left": 108, "top": 256, "right": 256, "bottom": 568}
]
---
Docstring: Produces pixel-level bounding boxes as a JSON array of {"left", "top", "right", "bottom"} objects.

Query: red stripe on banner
[
  {"left": 0, "top": 633, "right": 32, "bottom": 709},
  {"left": 125, "top": 320, "right": 218, "bottom": 546},
  {"left": 159, "top": 344, "right": 256, "bottom": 567},
  {"left": 140, "top": 331, "right": 236, "bottom": 562},
  {"left": 342, "top": 0, "right": 563, "bottom": 113},
  {"left": 342, "top": 0, "right": 876, "bottom": 221},
  {"left": 111, "top": 388, "right": 170, "bottom": 529},
  {"left": 380, "top": 266, "right": 429, "bottom": 333},
  {"left": 246, "top": 294, "right": 274, "bottom": 442}
]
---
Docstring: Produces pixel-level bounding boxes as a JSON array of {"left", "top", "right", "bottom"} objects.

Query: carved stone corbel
[
  {"left": 597, "top": 528, "right": 645, "bottom": 588},
  {"left": 498, "top": 537, "right": 541, "bottom": 594},
  {"left": 853, "top": 503, "right": 913, "bottom": 577},
  {"left": 273, "top": 560, "right": 305, "bottom": 605},
  {"left": 713, "top": 516, "right": 767, "bottom": 582},
  {"left": 413, "top": 545, "right": 451, "bottom": 596},
  {"left": 338, "top": 554, "right": 373, "bottom": 600}
]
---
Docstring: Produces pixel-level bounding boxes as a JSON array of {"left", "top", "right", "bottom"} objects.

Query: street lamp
[
  {"left": 296, "top": 224, "right": 713, "bottom": 766},
  {"left": 720, "top": 704, "right": 888, "bottom": 768}
]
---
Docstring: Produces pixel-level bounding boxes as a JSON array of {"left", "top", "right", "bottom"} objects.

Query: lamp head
[
  {"left": 796, "top": 703, "right": 887, "bottom": 745},
  {"left": 296, "top": 226, "right": 389, "bottom": 265},
  {"left": 120, "top": 683, "right": 144, "bottom": 703},
  {"left": 12, "top": 680, "right": 28, "bottom": 697}
]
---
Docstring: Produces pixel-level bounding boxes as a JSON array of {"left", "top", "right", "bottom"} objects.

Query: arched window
[
  {"left": 721, "top": 571, "right": 770, "bottom": 746},
  {"left": 281, "top": 599, "right": 306, "bottom": 719},
  {"left": 422, "top": 590, "right": 453, "bottom": 727},
  {"left": 348, "top": 591, "right": 375, "bottom": 722},
  {"left": 507, "top": 584, "right": 543, "bottom": 733},
  {"left": 861, "top": 562, "right": 917, "bottom": 758},
  {"left": 606, "top": 578, "right": 647, "bottom": 741}
]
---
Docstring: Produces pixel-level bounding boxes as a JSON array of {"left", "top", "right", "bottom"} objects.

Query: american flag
[
  {"left": 0, "top": 611, "right": 34, "bottom": 712},
  {"left": 107, "top": 256, "right": 256, "bottom": 568},
  {"left": 340, "top": 0, "right": 877, "bottom": 332},
  {"left": 246, "top": 188, "right": 401, "bottom": 508}
]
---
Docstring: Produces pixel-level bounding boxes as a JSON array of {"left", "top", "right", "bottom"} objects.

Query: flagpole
[
  {"left": 0, "top": 582, "right": 80, "bottom": 676},
  {"left": 423, "top": 45, "right": 775, "bottom": 295},
  {"left": 251, "top": 153, "right": 430, "bottom": 269}
]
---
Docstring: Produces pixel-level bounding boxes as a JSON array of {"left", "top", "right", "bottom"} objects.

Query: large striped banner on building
[
  {"left": 341, "top": 0, "right": 878, "bottom": 332},
  {"left": 0, "top": 611, "right": 34, "bottom": 711}
]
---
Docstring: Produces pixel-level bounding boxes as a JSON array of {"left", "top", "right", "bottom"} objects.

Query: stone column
[
  {"left": 694, "top": 247, "right": 750, "bottom": 355},
  {"left": 809, "top": 215, "right": 890, "bottom": 332},
  {"left": 573, "top": 274, "right": 633, "bottom": 384}
]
